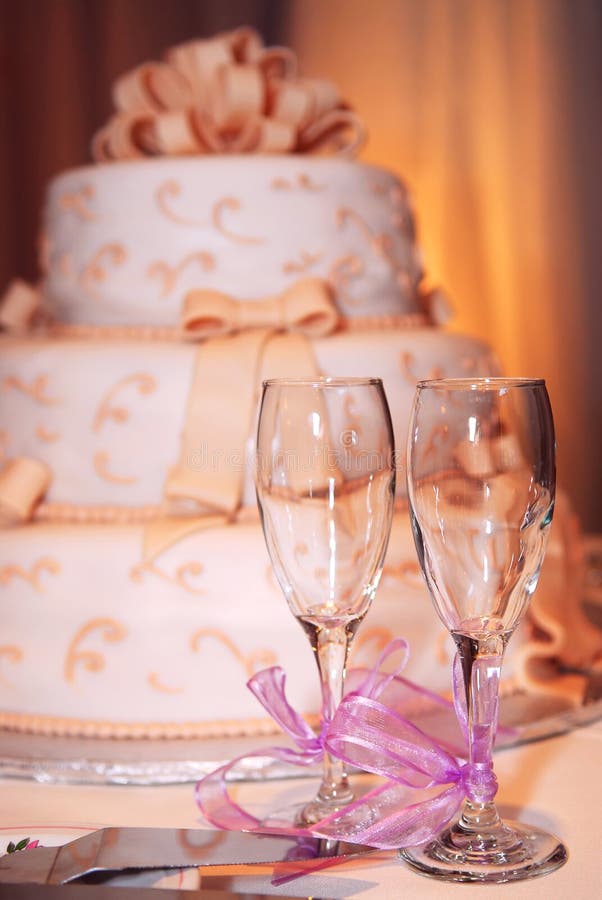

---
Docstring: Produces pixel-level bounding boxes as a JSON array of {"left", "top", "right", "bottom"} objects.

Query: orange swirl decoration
[
  {"left": 80, "top": 244, "right": 127, "bottom": 298},
  {"left": 0, "top": 645, "right": 24, "bottom": 686},
  {"left": 190, "top": 628, "right": 276, "bottom": 678},
  {"left": 93, "top": 373, "right": 157, "bottom": 434},
  {"left": 0, "top": 558, "right": 60, "bottom": 593},
  {"left": 91, "top": 28, "right": 365, "bottom": 161},
  {"left": 64, "top": 618, "right": 127, "bottom": 684},
  {"left": 130, "top": 560, "right": 205, "bottom": 596},
  {"left": 2, "top": 373, "right": 61, "bottom": 406}
]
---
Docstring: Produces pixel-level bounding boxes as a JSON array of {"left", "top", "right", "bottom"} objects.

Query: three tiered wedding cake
[{"left": 0, "top": 28, "right": 592, "bottom": 738}]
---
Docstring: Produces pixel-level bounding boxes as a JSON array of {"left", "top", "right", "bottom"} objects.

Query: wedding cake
[{"left": 0, "top": 28, "right": 594, "bottom": 738}]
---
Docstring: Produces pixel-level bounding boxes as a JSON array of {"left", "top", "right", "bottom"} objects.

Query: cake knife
[
  {"left": 0, "top": 884, "right": 336, "bottom": 899},
  {"left": 0, "top": 827, "right": 376, "bottom": 885}
]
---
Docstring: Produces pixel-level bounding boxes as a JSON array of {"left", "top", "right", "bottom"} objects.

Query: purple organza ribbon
[{"left": 195, "top": 638, "right": 505, "bottom": 849}]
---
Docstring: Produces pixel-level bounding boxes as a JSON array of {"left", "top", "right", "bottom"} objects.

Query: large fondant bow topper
[
  {"left": 181, "top": 277, "right": 338, "bottom": 339},
  {"left": 195, "top": 639, "right": 512, "bottom": 849},
  {"left": 92, "top": 27, "right": 366, "bottom": 162}
]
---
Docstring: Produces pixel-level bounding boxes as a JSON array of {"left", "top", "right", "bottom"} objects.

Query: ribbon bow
[
  {"left": 182, "top": 277, "right": 339, "bottom": 339},
  {"left": 194, "top": 664, "right": 327, "bottom": 833},
  {"left": 195, "top": 638, "right": 510, "bottom": 849},
  {"left": 92, "top": 27, "right": 365, "bottom": 161},
  {"left": 315, "top": 652, "right": 500, "bottom": 848},
  {"left": 0, "top": 458, "right": 51, "bottom": 526}
]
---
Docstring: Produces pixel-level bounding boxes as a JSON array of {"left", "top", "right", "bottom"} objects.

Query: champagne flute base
[
  {"left": 294, "top": 783, "right": 356, "bottom": 826},
  {"left": 262, "top": 791, "right": 376, "bottom": 833},
  {"left": 399, "top": 819, "right": 567, "bottom": 883}
]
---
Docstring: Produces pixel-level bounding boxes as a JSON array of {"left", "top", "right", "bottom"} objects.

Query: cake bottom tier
[{"left": 0, "top": 510, "right": 569, "bottom": 738}]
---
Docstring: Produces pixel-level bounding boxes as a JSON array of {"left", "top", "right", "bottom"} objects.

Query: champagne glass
[
  {"left": 255, "top": 377, "right": 396, "bottom": 825},
  {"left": 401, "top": 377, "right": 567, "bottom": 882}
]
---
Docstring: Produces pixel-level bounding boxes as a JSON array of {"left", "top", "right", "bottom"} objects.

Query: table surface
[{"left": 1, "top": 718, "right": 602, "bottom": 898}]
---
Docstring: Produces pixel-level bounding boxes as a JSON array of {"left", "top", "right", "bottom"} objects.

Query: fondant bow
[
  {"left": 182, "top": 277, "right": 338, "bottom": 339},
  {"left": 163, "top": 326, "right": 319, "bottom": 518},
  {"left": 92, "top": 27, "right": 366, "bottom": 161},
  {"left": 163, "top": 277, "right": 332, "bottom": 519},
  {"left": 0, "top": 458, "right": 51, "bottom": 525},
  {"left": 0, "top": 280, "right": 41, "bottom": 334}
]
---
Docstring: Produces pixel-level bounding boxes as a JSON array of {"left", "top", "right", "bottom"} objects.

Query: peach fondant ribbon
[
  {"left": 92, "top": 27, "right": 365, "bottom": 161},
  {"left": 164, "top": 277, "right": 341, "bottom": 516},
  {"left": 182, "top": 277, "right": 338, "bottom": 339},
  {"left": 0, "top": 280, "right": 40, "bottom": 333},
  {"left": 0, "top": 458, "right": 51, "bottom": 525},
  {"left": 163, "top": 328, "right": 320, "bottom": 516}
]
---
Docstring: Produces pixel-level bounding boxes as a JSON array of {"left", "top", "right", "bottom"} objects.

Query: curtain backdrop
[
  {"left": 1, "top": 0, "right": 600, "bottom": 530},
  {"left": 288, "top": 0, "right": 602, "bottom": 532}
]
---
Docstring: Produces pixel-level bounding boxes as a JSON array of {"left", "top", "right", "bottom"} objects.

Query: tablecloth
[{"left": 1, "top": 718, "right": 601, "bottom": 898}]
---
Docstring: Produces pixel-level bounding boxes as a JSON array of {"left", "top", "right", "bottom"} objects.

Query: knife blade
[
  {"left": 0, "top": 827, "right": 376, "bottom": 885},
  {"left": 0, "top": 883, "right": 336, "bottom": 899}
]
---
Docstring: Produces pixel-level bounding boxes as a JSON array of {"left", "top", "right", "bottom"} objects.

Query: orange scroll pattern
[
  {"left": 282, "top": 250, "right": 323, "bottom": 276},
  {"left": 59, "top": 184, "right": 98, "bottom": 222},
  {"left": 370, "top": 179, "right": 413, "bottom": 232},
  {"left": 350, "top": 627, "right": 394, "bottom": 666},
  {"left": 336, "top": 207, "right": 401, "bottom": 267},
  {"left": 0, "top": 645, "right": 24, "bottom": 687},
  {"left": 80, "top": 243, "right": 127, "bottom": 298},
  {"left": 400, "top": 351, "right": 444, "bottom": 387},
  {"left": 420, "top": 424, "right": 451, "bottom": 465},
  {"left": 93, "top": 373, "right": 157, "bottom": 434},
  {"left": 92, "top": 373, "right": 157, "bottom": 486},
  {"left": 93, "top": 451, "right": 138, "bottom": 485},
  {"left": 212, "top": 197, "right": 265, "bottom": 245},
  {"left": 147, "top": 672, "right": 184, "bottom": 694},
  {"left": 2, "top": 374, "right": 61, "bottom": 406},
  {"left": 328, "top": 254, "right": 365, "bottom": 307},
  {"left": 148, "top": 251, "right": 216, "bottom": 298},
  {"left": 271, "top": 173, "right": 325, "bottom": 192},
  {"left": 130, "top": 560, "right": 205, "bottom": 596},
  {"left": 36, "top": 424, "right": 60, "bottom": 443},
  {"left": 155, "top": 180, "right": 206, "bottom": 227},
  {"left": 190, "top": 629, "right": 277, "bottom": 678},
  {"left": 0, "top": 558, "right": 61, "bottom": 593},
  {"left": 382, "top": 559, "right": 424, "bottom": 585},
  {"left": 64, "top": 618, "right": 128, "bottom": 685},
  {"left": 336, "top": 206, "right": 416, "bottom": 298}
]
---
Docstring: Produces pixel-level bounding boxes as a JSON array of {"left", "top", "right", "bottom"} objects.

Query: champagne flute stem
[
  {"left": 454, "top": 632, "right": 507, "bottom": 839},
  {"left": 311, "top": 622, "right": 355, "bottom": 808}
]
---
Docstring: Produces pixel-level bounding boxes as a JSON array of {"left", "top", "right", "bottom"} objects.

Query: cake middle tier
[{"left": 0, "top": 328, "right": 498, "bottom": 510}]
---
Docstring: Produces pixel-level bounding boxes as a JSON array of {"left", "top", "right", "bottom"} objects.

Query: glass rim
[
  {"left": 416, "top": 376, "right": 546, "bottom": 390},
  {"left": 262, "top": 376, "right": 383, "bottom": 388}
]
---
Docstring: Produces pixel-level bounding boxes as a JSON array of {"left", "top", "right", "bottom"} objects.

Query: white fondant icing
[
  {"left": 42, "top": 157, "right": 423, "bottom": 325},
  {"left": 0, "top": 504, "right": 572, "bottom": 736},
  {"left": 0, "top": 513, "right": 484, "bottom": 731},
  {"left": 0, "top": 330, "right": 499, "bottom": 508}
]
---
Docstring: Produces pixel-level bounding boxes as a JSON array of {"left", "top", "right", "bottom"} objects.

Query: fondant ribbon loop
[
  {"left": 92, "top": 28, "right": 366, "bottom": 160},
  {"left": 182, "top": 278, "right": 338, "bottom": 339},
  {"left": 195, "top": 639, "right": 509, "bottom": 850},
  {"left": 0, "top": 280, "right": 40, "bottom": 333},
  {"left": 0, "top": 458, "right": 51, "bottom": 525}
]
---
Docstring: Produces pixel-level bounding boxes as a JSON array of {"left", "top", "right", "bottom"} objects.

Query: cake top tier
[
  {"left": 92, "top": 27, "right": 366, "bottom": 163},
  {"left": 28, "top": 27, "right": 448, "bottom": 329},
  {"left": 41, "top": 155, "right": 430, "bottom": 328}
]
